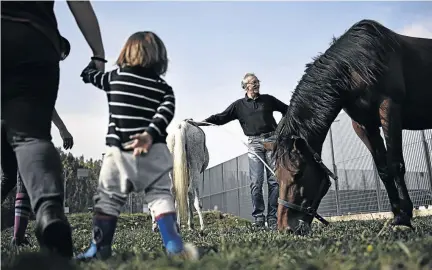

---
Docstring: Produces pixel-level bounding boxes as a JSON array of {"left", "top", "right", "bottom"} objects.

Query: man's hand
[
  {"left": 184, "top": 118, "right": 195, "bottom": 124},
  {"left": 92, "top": 58, "right": 105, "bottom": 72},
  {"left": 124, "top": 132, "right": 154, "bottom": 156},
  {"left": 60, "top": 130, "right": 74, "bottom": 150},
  {"left": 81, "top": 60, "right": 98, "bottom": 83}
]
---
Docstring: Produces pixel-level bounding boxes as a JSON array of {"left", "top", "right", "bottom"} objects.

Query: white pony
[{"left": 151, "top": 120, "right": 209, "bottom": 233}]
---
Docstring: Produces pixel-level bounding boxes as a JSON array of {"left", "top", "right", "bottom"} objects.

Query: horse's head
[{"left": 274, "top": 134, "right": 332, "bottom": 235}]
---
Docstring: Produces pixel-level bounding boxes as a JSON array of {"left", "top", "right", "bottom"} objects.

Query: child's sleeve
[
  {"left": 146, "top": 85, "right": 175, "bottom": 139},
  {"left": 81, "top": 65, "right": 114, "bottom": 91}
]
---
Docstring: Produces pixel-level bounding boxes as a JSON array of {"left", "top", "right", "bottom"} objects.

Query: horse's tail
[{"left": 172, "top": 122, "right": 189, "bottom": 221}]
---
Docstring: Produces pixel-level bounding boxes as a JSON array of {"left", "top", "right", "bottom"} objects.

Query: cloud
[{"left": 399, "top": 21, "right": 432, "bottom": 38}]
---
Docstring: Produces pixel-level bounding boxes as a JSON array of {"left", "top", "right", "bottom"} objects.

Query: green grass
[{"left": 1, "top": 211, "right": 432, "bottom": 270}]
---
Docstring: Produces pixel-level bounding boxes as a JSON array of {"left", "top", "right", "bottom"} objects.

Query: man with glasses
[{"left": 190, "top": 73, "right": 288, "bottom": 230}]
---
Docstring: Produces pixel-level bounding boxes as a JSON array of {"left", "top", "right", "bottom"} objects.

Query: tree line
[{"left": 1, "top": 147, "right": 102, "bottom": 230}]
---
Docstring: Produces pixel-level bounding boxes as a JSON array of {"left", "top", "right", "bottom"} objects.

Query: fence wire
[
  {"left": 198, "top": 112, "right": 432, "bottom": 221},
  {"left": 59, "top": 113, "right": 432, "bottom": 220}
]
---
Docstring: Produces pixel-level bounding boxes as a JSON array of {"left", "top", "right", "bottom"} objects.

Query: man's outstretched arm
[{"left": 196, "top": 101, "right": 237, "bottom": 126}]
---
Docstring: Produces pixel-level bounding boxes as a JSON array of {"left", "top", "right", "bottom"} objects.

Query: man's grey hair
[{"left": 241, "top": 72, "right": 258, "bottom": 89}]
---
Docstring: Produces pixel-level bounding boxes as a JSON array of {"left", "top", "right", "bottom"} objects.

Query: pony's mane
[{"left": 275, "top": 19, "right": 400, "bottom": 162}]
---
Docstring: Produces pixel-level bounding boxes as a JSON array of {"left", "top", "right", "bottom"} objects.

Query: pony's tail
[{"left": 172, "top": 123, "right": 189, "bottom": 222}]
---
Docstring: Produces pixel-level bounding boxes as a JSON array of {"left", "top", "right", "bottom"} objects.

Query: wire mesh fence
[
  {"left": 198, "top": 112, "right": 432, "bottom": 221},
  {"left": 55, "top": 112, "right": 432, "bottom": 221}
]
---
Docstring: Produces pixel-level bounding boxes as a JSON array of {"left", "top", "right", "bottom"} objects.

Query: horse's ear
[
  {"left": 293, "top": 139, "right": 299, "bottom": 151},
  {"left": 291, "top": 136, "right": 302, "bottom": 152}
]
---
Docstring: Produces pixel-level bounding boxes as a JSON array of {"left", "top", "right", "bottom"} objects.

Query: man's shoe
[
  {"left": 251, "top": 219, "right": 265, "bottom": 229},
  {"left": 267, "top": 219, "right": 277, "bottom": 231}
]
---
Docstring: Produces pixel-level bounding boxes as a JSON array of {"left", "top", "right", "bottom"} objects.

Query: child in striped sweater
[{"left": 76, "top": 31, "right": 198, "bottom": 261}]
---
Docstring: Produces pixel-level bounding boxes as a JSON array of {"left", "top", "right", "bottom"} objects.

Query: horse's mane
[{"left": 274, "top": 19, "right": 400, "bottom": 163}]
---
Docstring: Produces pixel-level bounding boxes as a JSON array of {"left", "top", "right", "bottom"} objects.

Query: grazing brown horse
[{"left": 273, "top": 19, "right": 432, "bottom": 235}]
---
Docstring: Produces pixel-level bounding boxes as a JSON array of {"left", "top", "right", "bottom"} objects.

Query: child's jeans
[{"left": 94, "top": 143, "right": 175, "bottom": 218}]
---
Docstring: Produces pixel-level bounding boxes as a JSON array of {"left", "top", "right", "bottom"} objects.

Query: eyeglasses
[{"left": 247, "top": 80, "right": 260, "bottom": 86}]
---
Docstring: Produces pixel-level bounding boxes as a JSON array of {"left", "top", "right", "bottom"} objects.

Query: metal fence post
[
  {"left": 236, "top": 157, "right": 241, "bottom": 217},
  {"left": 420, "top": 131, "right": 432, "bottom": 192},
  {"left": 221, "top": 163, "right": 225, "bottom": 213},
  {"left": 63, "top": 170, "right": 67, "bottom": 208},
  {"left": 329, "top": 126, "right": 341, "bottom": 216}
]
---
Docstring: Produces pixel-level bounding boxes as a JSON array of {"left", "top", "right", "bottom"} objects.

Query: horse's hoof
[
  {"left": 392, "top": 225, "right": 414, "bottom": 232},
  {"left": 391, "top": 213, "right": 414, "bottom": 231},
  {"left": 278, "top": 226, "right": 293, "bottom": 234}
]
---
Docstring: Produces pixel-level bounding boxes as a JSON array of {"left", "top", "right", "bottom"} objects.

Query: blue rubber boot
[
  {"left": 156, "top": 212, "right": 200, "bottom": 260},
  {"left": 156, "top": 212, "right": 184, "bottom": 255},
  {"left": 75, "top": 214, "right": 117, "bottom": 261}
]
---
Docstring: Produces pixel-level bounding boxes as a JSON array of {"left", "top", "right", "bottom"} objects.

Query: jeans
[
  {"left": 247, "top": 133, "right": 279, "bottom": 222},
  {"left": 1, "top": 20, "right": 64, "bottom": 215}
]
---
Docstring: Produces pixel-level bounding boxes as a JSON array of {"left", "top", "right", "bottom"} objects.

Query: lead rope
[{"left": 191, "top": 121, "right": 277, "bottom": 176}]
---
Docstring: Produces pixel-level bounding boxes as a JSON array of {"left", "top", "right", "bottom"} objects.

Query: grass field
[{"left": 1, "top": 211, "right": 432, "bottom": 270}]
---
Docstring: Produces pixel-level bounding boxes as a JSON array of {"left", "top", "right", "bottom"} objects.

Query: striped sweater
[{"left": 81, "top": 65, "right": 175, "bottom": 150}]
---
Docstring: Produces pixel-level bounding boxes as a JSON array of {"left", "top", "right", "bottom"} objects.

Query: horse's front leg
[
  {"left": 151, "top": 209, "right": 159, "bottom": 232},
  {"left": 352, "top": 122, "right": 401, "bottom": 217},
  {"left": 379, "top": 99, "right": 413, "bottom": 227}
]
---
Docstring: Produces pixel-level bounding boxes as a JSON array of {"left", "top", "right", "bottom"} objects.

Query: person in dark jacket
[
  {"left": 190, "top": 72, "right": 289, "bottom": 230},
  {"left": 1, "top": 0, "right": 105, "bottom": 258}
]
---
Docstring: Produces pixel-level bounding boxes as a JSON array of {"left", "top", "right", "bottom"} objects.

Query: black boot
[
  {"left": 35, "top": 205, "right": 73, "bottom": 259},
  {"left": 75, "top": 213, "right": 117, "bottom": 261}
]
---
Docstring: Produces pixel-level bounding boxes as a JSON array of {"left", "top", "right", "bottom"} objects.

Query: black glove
[{"left": 80, "top": 61, "right": 97, "bottom": 84}]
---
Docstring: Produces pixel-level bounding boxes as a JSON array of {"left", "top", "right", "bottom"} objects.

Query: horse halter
[{"left": 277, "top": 135, "right": 339, "bottom": 226}]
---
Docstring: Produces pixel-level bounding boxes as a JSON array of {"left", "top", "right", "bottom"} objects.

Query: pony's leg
[
  {"left": 352, "top": 122, "right": 401, "bottom": 217},
  {"left": 187, "top": 190, "right": 194, "bottom": 231},
  {"left": 151, "top": 210, "right": 159, "bottom": 232},
  {"left": 379, "top": 99, "right": 413, "bottom": 227},
  {"left": 193, "top": 187, "right": 205, "bottom": 233}
]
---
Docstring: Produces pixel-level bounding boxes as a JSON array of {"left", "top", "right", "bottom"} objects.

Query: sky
[{"left": 52, "top": 1, "right": 432, "bottom": 167}]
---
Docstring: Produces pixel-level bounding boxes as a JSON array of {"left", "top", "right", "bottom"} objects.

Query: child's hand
[
  {"left": 80, "top": 61, "right": 96, "bottom": 83},
  {"left": 124, "top": 132, "right": 154, "bottom": 156}
]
